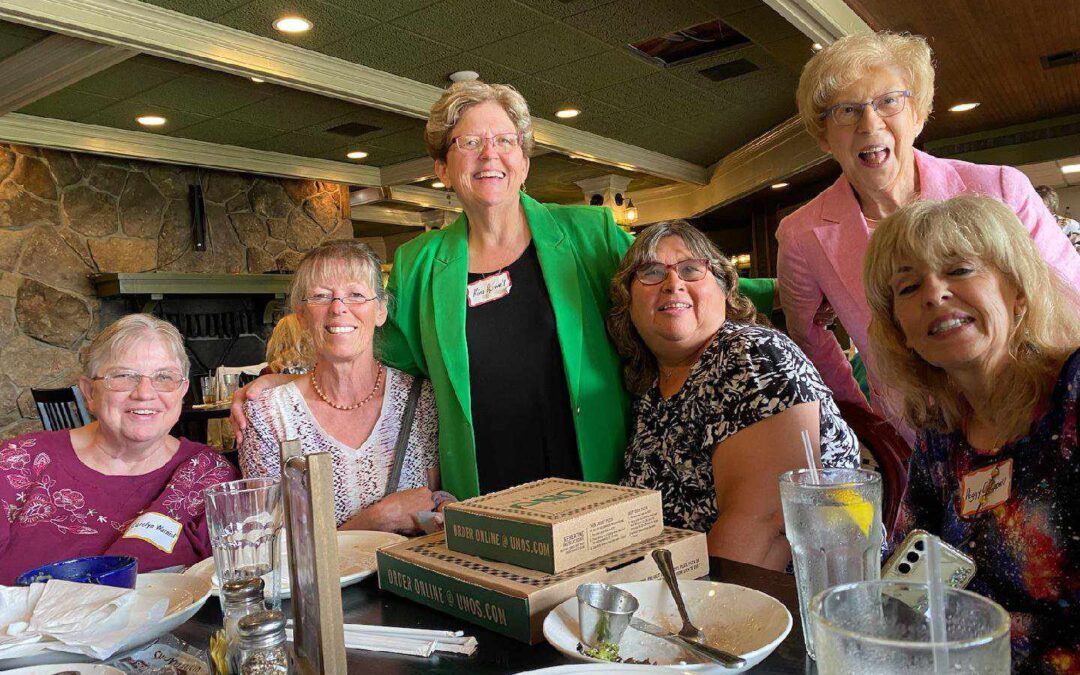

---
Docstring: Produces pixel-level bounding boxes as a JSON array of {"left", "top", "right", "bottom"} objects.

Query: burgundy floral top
[
  {"left": 895, "top": 348, "right": 1080, "bottom": 674},
  {"left": 0, "top": 431, "right": 238, "bottom": 584}
]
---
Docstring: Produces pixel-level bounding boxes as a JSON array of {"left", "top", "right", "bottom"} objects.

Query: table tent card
[{"left": 280, "top": 439, "right": 347, "bottom": 674}]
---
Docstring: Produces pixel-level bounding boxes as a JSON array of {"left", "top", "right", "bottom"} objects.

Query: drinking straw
[
  {"left": 801, "top": 430, "right": 821, "bottom": 484},
  {"left": 926, "top": 535, "right": 950, "bottom": 673}
]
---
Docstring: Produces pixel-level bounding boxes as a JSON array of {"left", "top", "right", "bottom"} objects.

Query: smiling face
[
  {"left": 434, "top": 100, "right": 529, "bottom": 211},
  {"left": 890, "top": 256, "right": 1024, "bottom": 378},
  {"left": 80, "top": 336, "right": 188, "bottom": 447},
  {"left": 819, "top": 65, "right": 925, "bottom": 200},
  {"left": 299, "top": 274, "right": 387, "bottom": 365},
  {"left": 629, "top": 236, "right": 727, "bottom": 360}
]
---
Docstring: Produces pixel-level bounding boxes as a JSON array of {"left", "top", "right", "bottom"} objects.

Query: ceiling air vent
[
  {"left": 1041, "top": 49, "right": 1080, "bottom": 70},
  {"left": 699, "top": 58, "right": 759, "bottom": 82},
  {"left": 628, "top": 19, "right": 751, "bottom": 67},
  {"left": 324, "top": 121, "right": 381, "bottom": 137}
]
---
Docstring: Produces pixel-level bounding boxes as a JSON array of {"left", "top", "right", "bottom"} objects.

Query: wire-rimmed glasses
[
  {"left": 819, "top": 90, "right": 912, "bottom": 126},
  {"left": 634, "top": 258, "right": 713, "bottom": 285},
  {"left": 92, "top": 370, "right": 187, "bottom": 392},
  {"left": 448, "top": 132, "right": 525, "bottom": 154},
  {"left": 302, "top": 292, "right": 374, "bottom": 306}
]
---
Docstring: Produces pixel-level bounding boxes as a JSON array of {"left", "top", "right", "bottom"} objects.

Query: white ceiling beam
[
  {"left": 0, "top": 0, "right": 708, "bottom": 185},
  {"left": 632, "top": 118, "right": 830, "bottom": 223},
  {"left": 349, "top": 187, "right": 388, "bottom": 206},
  {"left": 762, "top": 0, "right": 872, "bottom": 46},
  {"left": 351, "top": 205, "right": 426, "bottom": 227},
  {"left": 348, "top": 184, "right": 461, "bottom": 212},
  {"left": 0, "top": 113, "right": 382, "bottom": 185},
  {"left": 0, "top": 34, "right": 135, "bottom": 115},
  {"left": 379, "top": 157, "right": 438, "bottom": 186}
]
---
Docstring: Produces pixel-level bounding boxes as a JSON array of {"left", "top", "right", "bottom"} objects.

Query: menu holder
[{"left": 280, "top": 439, "right": 347, "bottom": 674}]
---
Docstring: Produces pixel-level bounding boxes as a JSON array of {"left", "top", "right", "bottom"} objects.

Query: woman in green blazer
[{"left": 383, "top": 81, "right": 632, "bottom": 499}]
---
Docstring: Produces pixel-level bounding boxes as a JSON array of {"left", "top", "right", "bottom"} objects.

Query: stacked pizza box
[{"left": 377, "top": 478, "right": 708, "bottom": 643}]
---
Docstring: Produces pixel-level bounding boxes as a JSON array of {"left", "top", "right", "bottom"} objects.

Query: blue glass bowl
[{"left": 15, "top": 555, "right": 138, "bottom": 588}]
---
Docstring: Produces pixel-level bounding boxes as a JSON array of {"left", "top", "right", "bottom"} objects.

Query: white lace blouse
[{"left": 238, "top": 367, "right": 439, "bottom": 527}]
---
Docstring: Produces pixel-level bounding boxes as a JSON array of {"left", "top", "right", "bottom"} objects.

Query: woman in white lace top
[{"left": 238, "top": 240, "right": 442, "bottom": 532}]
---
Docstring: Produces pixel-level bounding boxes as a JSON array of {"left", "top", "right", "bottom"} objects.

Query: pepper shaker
[{"left": 237, "top": 609, "right": 292, "bottom": 674}]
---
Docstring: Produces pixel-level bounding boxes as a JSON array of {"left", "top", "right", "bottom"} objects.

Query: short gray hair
[
  {"left": 288, "top": 239, "right": 388, "bottom": 314},
  {"left": 424, "top": 81, "right": 535, "bottom": 162},
  {"left": 85, "top": 314, "right": 189, "bottom": 377}
]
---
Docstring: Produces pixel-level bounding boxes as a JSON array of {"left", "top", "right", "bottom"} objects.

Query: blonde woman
[
  {"left": 777, "top": 31, "right": 1080, "bottom": 444},
  {"left": 864, "top": 194, "right": 1080, "bottom": 672}
]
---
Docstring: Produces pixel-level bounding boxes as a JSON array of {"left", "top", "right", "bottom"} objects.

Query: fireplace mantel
[{"left": 91, "top": 273, "right": 293, "bottom": 298}]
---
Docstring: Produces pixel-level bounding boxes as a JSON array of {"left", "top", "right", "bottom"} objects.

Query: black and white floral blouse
[{"left": 621, "top": 321, "right": 860, "bottom": 533}]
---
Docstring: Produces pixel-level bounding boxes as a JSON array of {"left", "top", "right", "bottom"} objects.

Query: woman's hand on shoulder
[{"left": 229, "top": 373, "right": 299, "bottom": 444}]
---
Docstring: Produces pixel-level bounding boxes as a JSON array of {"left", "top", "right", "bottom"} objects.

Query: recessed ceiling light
[
  {"left": 273, "top": 16, "right": 311, "bottom": 33},
  {"left": 948, "top": 102, "right": 980, "bottom": 112},
  {"left": 346, "top": 150, "right": 368, "bottom": 160},
  {"left": 812, "top": 43, "right": 823, "bottom": 51},
  {"left": 771, "top": 182, "right": 789, "bottom": 189},
  {"left": 555, "top": 107, "right": 581, "bottom": 119},
  {"left": 251, "top": 77, "right": 265, "bottom": 83},
  {"left": 136, "top": 115, "right": 166, "bottom": 126},
  {"left": 431, "top": 181, "right": 445, "bottom": 189},
  {"left": 1062, "top": 164, "right": 1080, "bottom": 174}
]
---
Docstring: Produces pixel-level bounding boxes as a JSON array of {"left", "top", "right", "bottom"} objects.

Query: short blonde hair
[
  {"left": 797, "top": 31, "right": 935, "bottom": 140},
  {"left": 265, "top": 314, "right": 313, "bottom": 374},
  {"left": 85, "top": 313, "right": 189, "bottom": 377},
  {"left": 288, "top": 239, "right": 387, "bottom": 315},
  {"left": 607, "top": 221, "right": 762, "bottom": 396},
  {"left": 424, "top": 81, "right": 535, "bottom": 161},
  {"left": 864, "top": 194, "right": 1080, "bottom": 440}
]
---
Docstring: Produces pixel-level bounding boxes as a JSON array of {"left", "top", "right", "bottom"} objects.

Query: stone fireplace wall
[{"left": 0, "top": 142, "right": 353, "bottom": 438}]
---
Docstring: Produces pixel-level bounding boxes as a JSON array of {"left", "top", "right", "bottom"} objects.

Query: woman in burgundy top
[{"left": 0, "top": 314, "right": 237, "bottom": 584}]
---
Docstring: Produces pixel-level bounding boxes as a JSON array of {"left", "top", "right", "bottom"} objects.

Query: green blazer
[{"left": 379, "top": 193, "right": 633, "bottom": 499}]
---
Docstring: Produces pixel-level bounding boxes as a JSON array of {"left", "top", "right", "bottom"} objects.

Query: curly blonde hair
[
  {"left": 864, "top": 194, "right": 1080, "bottom": 441},
  {"left": 424, "top": 80, "right": 535, "bottom": 161},
  {"left": 607, "top": 221, "right": 762, "bottom": 396},
  {"left": 265, "top": 313, "right": 313, "bottom": 374},
  {"left": 797, "top": 31, "right": 935, "bottom": 140}
]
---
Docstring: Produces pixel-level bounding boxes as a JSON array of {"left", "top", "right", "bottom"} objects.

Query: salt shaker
[
  {"left": 221, "top": 577, "right": 265, "bottom": 672},
  {"left": 237, "top": 609, "right": 292, "bottom": 674}
]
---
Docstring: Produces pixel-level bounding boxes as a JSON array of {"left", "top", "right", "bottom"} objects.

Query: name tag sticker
[
  {"left": 122, "top": 511, "right": 182, "bottom": 553},
  {"left": 959, "top": 458, "right": 1013, "bottom": 517},
  {"left": 467, "top": 271, "right": 512, "bottom": 307}
]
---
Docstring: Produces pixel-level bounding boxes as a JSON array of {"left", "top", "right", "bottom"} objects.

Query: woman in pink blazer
[{"left": 777, "top": 32, "right": 1080, "bottom": 442}]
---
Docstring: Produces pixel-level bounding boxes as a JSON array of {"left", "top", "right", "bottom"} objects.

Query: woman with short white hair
[
  {"left": 777, "top": 31, "right": 1080, "bottom": 443},
  {"left": 0, "top": 313, "right": 238, "bottom": 584}
]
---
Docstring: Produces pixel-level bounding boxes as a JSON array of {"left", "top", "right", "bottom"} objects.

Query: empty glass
[
  {"left": 780, "top": 468, "right": 882, "bottom": 659},
  {"left": 811, "top": 581, "right": 1010, "bottom": 674},
  {"left": 200, "top": 375, "right": 217, "bottom": 405},
  {"left": 219, "top": 373, "right": 241, "bottom": 402},
  {"left": 204, "top": 478, "right": 283, "bottom": 611}
]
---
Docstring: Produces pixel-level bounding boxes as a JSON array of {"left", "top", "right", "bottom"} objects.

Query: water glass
[
  {"left": 220, "top": 374, "right": 241, "bottom": 402},
  {"left": 811, "top": 581, "right": 1010, "bottom": 674},
  {"left": 200, "top": 375, "right": 217, "bottom": 405},
  {"left": 780, "top": 468, "right": 882, "bottom": 659},
  {"left": 204, "top": 478, "right": 283, "bottom": 611}
]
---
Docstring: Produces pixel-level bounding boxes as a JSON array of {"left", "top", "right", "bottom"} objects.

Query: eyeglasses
[
  {"left": 448, "top": 132, "right": 524, "bottom": 154},
  {"left": 819, "top": 90, "right": 912, "bottom": 126},
  {"left": 92, "top": 370, "right": 187, "bottom": 392},
  {"left": 634, "top": 259, "right": 712, "bottom": 285},
  {"left": 303, "top": 292, "right": 374, "bottom": 306}
]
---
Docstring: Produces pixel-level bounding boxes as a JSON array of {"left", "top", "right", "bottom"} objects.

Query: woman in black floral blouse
[{"left": 608, "top": 221, "right": 859, "bottom": 570}]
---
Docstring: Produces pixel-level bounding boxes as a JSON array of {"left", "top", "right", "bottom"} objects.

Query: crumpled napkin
[
  {"left": 0, "top": 580, "right": 170, "bottom": 660},
  {"left": 0, "top": 584, "right": 46, "bottom": 658}
]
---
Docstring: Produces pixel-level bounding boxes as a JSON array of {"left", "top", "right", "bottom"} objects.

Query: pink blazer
[{"left": 777, "top": 149, "right": 1080, "bottom": 439}]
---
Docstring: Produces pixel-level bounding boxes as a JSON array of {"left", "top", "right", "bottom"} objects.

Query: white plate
[
  {"left": 0, "top": 573, "right": 211, "bottom": 669},
  {"left": 515, "top": 666, "right": 685, "bottom": 674},
  {"left": 184, "top": 529, "right": 405, "bottom": 598},
  {"left": 2, "top": 665, "right": 125, "bottom": 674},
  {"left": 543, "top": 580, "right": 792, "bottom": 674}
]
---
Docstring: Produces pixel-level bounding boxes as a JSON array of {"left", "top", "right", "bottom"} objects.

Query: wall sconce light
[{"left": 624, "top": 198, "right": 638, "bottom": 224}]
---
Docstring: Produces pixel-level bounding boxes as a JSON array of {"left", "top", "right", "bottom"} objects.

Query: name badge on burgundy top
[{"left": 467, "top": 271, "right": 512, "bottom": 307}]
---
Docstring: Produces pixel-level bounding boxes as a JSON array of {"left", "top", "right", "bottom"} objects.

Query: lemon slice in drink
[{"left": 826, "top": 487, "right": 874, "bottom": 537}]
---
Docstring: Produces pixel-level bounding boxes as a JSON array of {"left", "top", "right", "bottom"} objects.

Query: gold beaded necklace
[{"left": 310, "top": 362, "right": 384, "bottom": 411}]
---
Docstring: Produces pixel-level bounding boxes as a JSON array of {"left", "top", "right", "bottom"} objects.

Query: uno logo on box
[{"left": 509, "top": 488, "right": 589, "bottom": 510}]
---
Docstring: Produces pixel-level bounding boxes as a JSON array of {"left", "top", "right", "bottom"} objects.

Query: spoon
[{"left": 652, "top": 548, "right": 704, "bottom": 640}]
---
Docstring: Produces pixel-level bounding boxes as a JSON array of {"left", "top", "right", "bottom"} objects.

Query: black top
[{"left": 466, "top": 242, "right": 581, "bottom": 493}]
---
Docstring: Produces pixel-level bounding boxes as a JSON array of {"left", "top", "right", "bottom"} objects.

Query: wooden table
[{"left": 172, "top": 557, "right": 813, "bottom": 673}]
